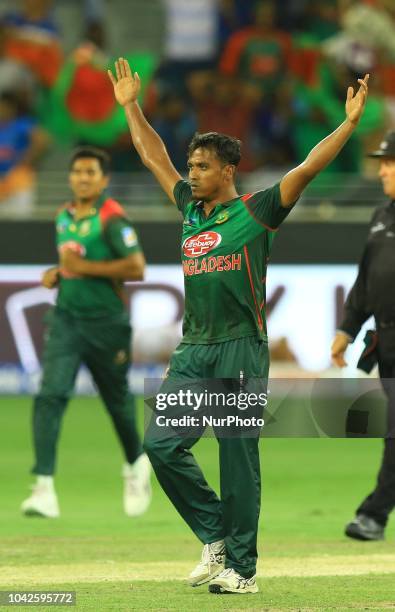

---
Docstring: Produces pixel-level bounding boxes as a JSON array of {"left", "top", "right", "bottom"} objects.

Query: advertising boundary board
[{"left": 0, "top": 264, "right": 375, "bottom": 394}]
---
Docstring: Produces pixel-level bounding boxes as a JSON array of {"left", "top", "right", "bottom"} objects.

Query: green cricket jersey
[
  {"left": 55, "top": 193, "right": 141, "bottom": 318},
  {"left": 175, "top": 180, "right": 293, "bottom": 344}
]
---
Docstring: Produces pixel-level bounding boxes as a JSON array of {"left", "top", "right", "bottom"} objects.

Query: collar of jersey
[
  {"left": 67, "top": 193, "right": 107, "bottom": 219},
  {"left": 194, "top": 195, "right": 239, "bottom": 210}
]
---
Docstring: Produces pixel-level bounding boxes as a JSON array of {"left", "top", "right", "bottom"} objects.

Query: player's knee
[
  {"left": 142, "top": 436, "right": 159, "bottom": 459},
  {"left": 34, "top": 394, "right": 69, "bottom": 411},
  {"left": 143, "top": 436, "right": 174, "bottom": 466}
]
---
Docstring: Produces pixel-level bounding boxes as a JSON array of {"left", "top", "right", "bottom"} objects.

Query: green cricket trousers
[
  {"left": 143, "top": 336, "right": 269, "bottom": 579},
  {"left": 32, "top": 307, "right": 142, "bottom": 475}
]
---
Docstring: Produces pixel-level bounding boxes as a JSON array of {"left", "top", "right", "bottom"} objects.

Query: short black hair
[
  {"left": 69, "top": 146, "right": 111, "bottom": 175},
  {"left": 188, "top": 132, "right": 242, "bottom": 167}
]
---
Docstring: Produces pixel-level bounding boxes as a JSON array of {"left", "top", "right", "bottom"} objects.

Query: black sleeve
[
  {"left": 339, "top": 248, "right": 372, "bottom": 340},
  {"left": 338, "top": 209, "right": 380, "bottom": 339},
  {"left": 243, "top": 182, "right": 294, "bottom": 230},
  {"left": 173, "top": 180, "right": 193, "bottom": 217}
]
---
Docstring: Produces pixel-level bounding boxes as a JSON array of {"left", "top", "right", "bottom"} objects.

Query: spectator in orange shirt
[
  {"left": 2, "top": 0, "right": 63, "bottom": 88},
  {"left": 219, "top": 0, "right": 293, "bottom": 99},
  {"left": 0, "top": 22, "right": 37, "bottom": 101}
]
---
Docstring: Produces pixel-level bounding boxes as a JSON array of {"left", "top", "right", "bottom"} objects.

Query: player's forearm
[
  {"left": 302, "top": 118, "right": 356, "bottom": 179},
  {"left": 280, "top": 119, "right": 356, "bottom": 206},
  {"left": 124, "top": 101, "right": 168, "bottom": 168},
  {"left": 80, "top": 258, "right": 145, "bottom": 280},
  {"left": 46, "top": 266, "right": 60, "bottom": 274}
]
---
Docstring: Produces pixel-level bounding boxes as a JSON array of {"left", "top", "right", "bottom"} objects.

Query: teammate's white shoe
[
  {"left": 21, "top": 476, "right": 60, "bottom": 518},
  {"left": 188, "top": 540, "right": 225, "bottom": 586},
  {"left": 123, "top": 453, "right": 152, "bottom": 517},
  {"left": 209, "top": 568, "right": 259, "bottom": 594}
]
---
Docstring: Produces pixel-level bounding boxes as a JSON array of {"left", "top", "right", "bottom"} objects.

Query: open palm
[
  {"left": 345, "top": 74, "right": 369, "bottom": 125},
  {"left": 108, "top": 58, "right": 141, "bottom": 107}
]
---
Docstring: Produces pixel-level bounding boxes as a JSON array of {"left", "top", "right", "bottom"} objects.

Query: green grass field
[{"left": 1, "top": 396, "right": 394, "bottom": 611}]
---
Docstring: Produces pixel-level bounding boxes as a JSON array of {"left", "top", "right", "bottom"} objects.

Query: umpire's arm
[{"left": 331, "top": 248, "right": 372, "bottom": 367}]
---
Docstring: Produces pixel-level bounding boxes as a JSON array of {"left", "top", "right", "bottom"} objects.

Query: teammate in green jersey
[
  {"left": 21, "top": 146, "right": 152, "bottom": 519},
  {"left": 109, "top": 58, "right": 369, "bottom": 594}
]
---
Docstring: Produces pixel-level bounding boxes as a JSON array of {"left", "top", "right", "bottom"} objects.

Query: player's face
[
  {"left": 187, "top": 148, "right": 233, "bottom": 201},
  {"left": 69, "top": 158, "right": 109, "bottom": 202},
  {"left": 379, "top": 159, "right": 395, "bottom": 200}
]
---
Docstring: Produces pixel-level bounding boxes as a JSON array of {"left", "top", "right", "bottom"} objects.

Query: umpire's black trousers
[{"left": 357, "top": 358, "right": 395, "bottom": 526}]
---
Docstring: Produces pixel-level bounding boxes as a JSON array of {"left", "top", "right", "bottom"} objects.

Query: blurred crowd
[{"left": 1, "top": 0, "right": 395, "bottom": 214}]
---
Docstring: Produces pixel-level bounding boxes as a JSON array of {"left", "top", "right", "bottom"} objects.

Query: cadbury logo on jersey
[
  {"left": 58, "top": 241, "right": 86, "bottom": 256},
  {"left": 58, "top": 241, "right": 86, "bottom": 279},
  {"left": 183, "top": 231, "right": 222, "bottom": 257}
]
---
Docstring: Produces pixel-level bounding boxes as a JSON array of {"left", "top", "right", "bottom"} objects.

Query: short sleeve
[
  {"left": 242, "top": 182, "right": 294, "bottom": 230},
  {"left": 174, "top": 180, "right": 193, "bottom": 217},
  {"left": 105, "top": 217, "right": 141, "bottom": 257}
]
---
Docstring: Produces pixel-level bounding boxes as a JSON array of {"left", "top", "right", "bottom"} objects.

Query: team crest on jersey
[
  {"left": 183, "top": 231, "right": 222, "bottom": 257},
  {"left": 56, "top": 221, "right": 68, "bottom": 234},
  {"left": 122, "top": 227, "right": 137, "bottom": 247},
  {"left": 215, "top": 211, "right": 229, "bottom": 224},
  {"left": 79, "top": 220, "right": 91, "bottom": 237}
]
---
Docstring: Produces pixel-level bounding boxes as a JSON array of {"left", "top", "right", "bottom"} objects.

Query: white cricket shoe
[
  {"left": 21, "top": 477, "right": 59, "bottom": 518},
  {"left": 123, "top": 453, "right": 152, "bottom": 517},
  {"left": 209, "top": 568, "right": 259, "bottom": 594},
  {"left": 188, "top": 540, "right": 225, "bottom": 586}
]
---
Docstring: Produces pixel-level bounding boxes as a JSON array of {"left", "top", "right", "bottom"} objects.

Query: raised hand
[
  {"left": 345, "top": 73, "right": 369, "bottom": 126},
  {"left": 108, "top": 58, "right": 141, "bottom": 107}
]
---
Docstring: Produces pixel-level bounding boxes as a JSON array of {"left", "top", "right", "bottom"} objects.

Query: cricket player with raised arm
[
  {"left": 109, "top": 59, "right": 369, "bottom": 595},
  {"left": 21, "top": 146, "right": 151, "bottom": 519}
]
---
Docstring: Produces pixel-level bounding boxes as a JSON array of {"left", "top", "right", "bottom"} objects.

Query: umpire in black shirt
[{"left": 331, "top": 131, "right": 395, "bottom": 541}]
